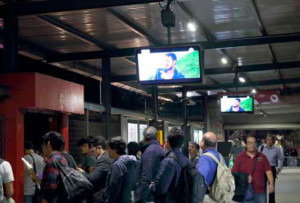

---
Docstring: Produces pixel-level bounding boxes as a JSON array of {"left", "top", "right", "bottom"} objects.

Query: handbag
[{"left": 244, "top": 157, "right": 259, "bottom": 201}]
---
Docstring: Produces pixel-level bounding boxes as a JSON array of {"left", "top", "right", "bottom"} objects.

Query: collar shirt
[{"left": 258, "top": 145, "right": 283, "bottom": 169}]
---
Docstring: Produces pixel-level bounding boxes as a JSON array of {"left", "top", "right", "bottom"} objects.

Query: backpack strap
[
  {"left": 203, "top": 153, "right": 222, "bottom": 165},
  {"left": 167, "top": 152, "right": 183, "bottom": 168},
  {"left": 260, "top": 145, "right": 264, "bottom": 153}
]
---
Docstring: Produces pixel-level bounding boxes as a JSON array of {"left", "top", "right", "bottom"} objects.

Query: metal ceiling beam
[
  {"left": 45, "top": 33, "right": 300, "bottom": 62},
  {"left": 111, "top": 60, "right": 300, "bottom": 82},
  {"left": 157, "top": 77, "right": 300, "bottom": 93},
  {"left": 0, "top": 0, "right": 163, "bottom": 17}
]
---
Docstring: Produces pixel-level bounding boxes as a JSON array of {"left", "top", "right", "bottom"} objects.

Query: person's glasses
[{"left": 90, "top": 147, "right": 98, "bottom": 152}]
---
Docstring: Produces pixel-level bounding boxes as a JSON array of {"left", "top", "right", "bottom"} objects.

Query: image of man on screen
[
  {"left": 229, "top": 99, "right": 245, "bottom": 112},
  {"left": 154, "top": 53, "right": 185, "bottom": 80}
]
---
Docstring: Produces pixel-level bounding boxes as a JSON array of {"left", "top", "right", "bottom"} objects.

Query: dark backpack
[
  {"left": 54, "top": 160, "right": 93, "bottom": 203},
  {"left": 168, "top": 153, "right": 207, "bottom": 203}
]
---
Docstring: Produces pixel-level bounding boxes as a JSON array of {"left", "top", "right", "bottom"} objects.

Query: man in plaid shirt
[{"left": 41, "top": 132, "right": 68, "bottom": 203}]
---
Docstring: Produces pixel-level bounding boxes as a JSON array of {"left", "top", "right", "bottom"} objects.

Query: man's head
[
  {"left": 24, "top": 140, "right": 34, "bottom": 155},
  {"left": 188, "top": 142, "right": 200, "bottom": 156},
  {"left": 165, "top": 53, "right": 177, "bottom": 71},
  {"left": 127, "top": 142, "right": 140, "bottom": 157},
  {"left": 266, "top": 135, "right": 275, "bottom": 147},
  {"left": 90, "top": 136, "right": 107, "bottom": 158},
  {"left": 42, "top": 131, "right": 64, "bottom": 157},
  {"left": 166, "top": 128, "right": 185, "bottom": 151},
  {"left": 246, "top": 136, "right": 257, "bottom": 153},
  {"left": 107, "top": 137, "right": 126, "bottom": 159},
  {"left": 234, "top": 99, "right": 241, "bottom": 108},
  {"left": 201, "top": 132, "right": 217, "bottom": 151},
  {"left": 77, "top": 136, "right": 95, "bottom": 155},
  {"left": 143, "top": 126, "right": 157, "bottom": 143}
]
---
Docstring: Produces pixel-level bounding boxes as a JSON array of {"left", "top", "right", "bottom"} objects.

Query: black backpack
[
  {"left": 54, "top": 160, "right": 93, "bottom": 203},
  {"left": 168, "top": 153, "right": 207, "bottom": 203}
]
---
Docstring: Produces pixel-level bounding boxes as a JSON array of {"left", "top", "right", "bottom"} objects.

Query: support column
[
  {"left": 181, "top": 88, "right": 189, "bottom": 157},
  {"left": 60, "top": 113, "right": 69, "bottom": 152},
  {"left": 150, "top": 86, "right": 159, "bottom": 129},
  {"left": 102, "top": 58, "right": 112, "bottom": 138},
  {"left": 3, "top": 15, "right": 19, "bottom": 73}
]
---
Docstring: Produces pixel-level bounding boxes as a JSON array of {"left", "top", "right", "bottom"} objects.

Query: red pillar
[{"left": 60, "top": 114, "right": 69, "bottom": 152}]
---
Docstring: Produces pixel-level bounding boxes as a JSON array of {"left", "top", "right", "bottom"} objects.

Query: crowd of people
[{"left": 0, "top": 128, "right": 285, "bottom": 203}]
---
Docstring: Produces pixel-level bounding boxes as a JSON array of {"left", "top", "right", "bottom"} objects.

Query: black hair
[
  {"left": 166, "top": 53, "right": 177, "bottom": 61},
  {"left": 167, "top": 128, "right": 185, "bottom": 148},
  {"left": 266, "top": 135, "right": 275, "bottom": 141},
  {"left": 190, "top": 142, "right": 200, "bottom": 150},
  {"left": 127, "top": 142, "right": 140, "bottom": 156},
  {"left": 24, "top": 140, "right": 34, "bottom": 150},
  {"left": 246, "top": 135, "right": 256, "bottom": 143},
  {"left": 107, "top": 137, "right": 126, "bottom": 155},
  {"left": 77, "top": 136, "right": 95, "bottom": 148},
  {"left": 203, "top": 136, "right": 217, "bottom": 148},
  {"left": 42, "top": 131, "right": 64, "bottom": 151},
  {"left": 92, "top": 136, "right": 107, "bottom": 150},
  {"left": 236, "top": 99, "right": 241, "bottom": 103}
]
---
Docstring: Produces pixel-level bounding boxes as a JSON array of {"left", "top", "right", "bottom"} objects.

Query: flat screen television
[
  {"left": 136, "top": 46, "right": 202, "bottom": 85},
  {"left": 220, "top": 95, "right": 254, "bottom": 114}
]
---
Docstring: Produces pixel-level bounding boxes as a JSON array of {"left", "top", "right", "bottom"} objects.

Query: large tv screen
[
  {"left": 136, "top": 46, "right": 202, "bottom": 85},
  {"left": 220, "top": 95, "right": 254, "bottom": 114}
]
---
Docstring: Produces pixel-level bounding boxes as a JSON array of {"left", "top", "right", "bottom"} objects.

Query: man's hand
[
  {"left": 248, "top": 175, "right": 253, "bottom": 184},
  {"left": 77, "top": 167, "right": 84, "bottom": 173},
  {"left": 160, "top": 71, "right": 172, "bottom": 80},
  {"left": 269, "top": 184, "right": 275, "bottom": 193},
  {"left": 276, "top": 169, "right": 281, "bottom": 177}
]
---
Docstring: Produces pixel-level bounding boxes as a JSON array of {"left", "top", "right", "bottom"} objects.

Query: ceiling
[{"left": 1, "top": 0, "right": 300, "bottom": 99}]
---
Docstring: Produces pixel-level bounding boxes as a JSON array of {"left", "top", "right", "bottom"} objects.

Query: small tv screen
[
  {"left": 220, "top": 95, "right": 254, "bottom": 114},
  {"left": 136, "top": 46, "right": 202, "bottom": 85}
]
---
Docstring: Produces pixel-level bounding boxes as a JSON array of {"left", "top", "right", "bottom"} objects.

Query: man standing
[
  {"left": 23, "top": 141, "right": 44, "bottom": 203},
  {"left": 188, "top": 142, "right": 200, "bottom": 166},
  {"left": 40, "top": 132, "right": 68, "bottom": 203},
  {"left": 0, "top": 158, "right": 14, "bottom": 203},
  {"left": 77, "top": 136, "right": 96, "bottom": 173},
  {"left": 136, "top": 127, "right": 165, "bottom": 203},
  {"left": 78, "top": 136, "right": 111, "bottom": 203},
  {"left": 229, "top": 99, "right": 245, "bottom": 112},
  {"left": 228, "top": 139, "right": 244, "bottom": 164},
  {"left": 197, "top": 132, "right": 226, "bottom": 203},
  {"left": 258, "top": 135, "right": 283, "bottom": 203},
  {"left": 104, "top": 137, "right": 137, "bottom": 203},
  {"left": 155, "top": 53, "right": 185, "bottom": 80},
  {"left": 150, "top": 128, "right": 189, "bottom": 203},
  {"left": 232, "top": 136, "right": 274, "bottom": 203}
]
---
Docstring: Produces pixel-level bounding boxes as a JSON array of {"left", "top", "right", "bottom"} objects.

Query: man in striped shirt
[{"left": 258, "top": 135, "right": 283, "bottom": 203}]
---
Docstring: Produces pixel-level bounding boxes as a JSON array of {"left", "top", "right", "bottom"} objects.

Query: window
[
  {"left": 139, "top": 124, "right": 147, "bottom": 142},
  {"left": 128, "top": 123, "right": 138, "bottom": 143}
]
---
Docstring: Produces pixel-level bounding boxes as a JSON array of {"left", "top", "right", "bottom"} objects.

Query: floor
[{"left": 275, "top": 168, "right": 300, "bottom": 203}]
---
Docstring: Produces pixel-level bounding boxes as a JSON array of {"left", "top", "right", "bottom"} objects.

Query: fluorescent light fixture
[
  {"left": 188, "top": 23, "right": 196, "bottom": 32},
  {"left": 221, "top": 58, "right": 228, "bottom": 64},
  {"left": 239, "top": 77, "right": 246, "bottom": 83},
  {"left": 251, "top": 89, "right": 257, "bottom": 94}
]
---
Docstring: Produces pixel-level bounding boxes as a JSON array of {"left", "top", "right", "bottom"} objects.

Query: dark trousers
[{"left": 269, "top": 166, "right": 277, "bottom": 203}]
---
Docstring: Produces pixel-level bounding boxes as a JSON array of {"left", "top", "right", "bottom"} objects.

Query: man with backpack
[
  {"left": 197, "top": 132, "right": 235, "bottom": 203},
  {"left": 0, "top": 158, "right": 14, "bottom": 203},
  {"left": 136, "top": 127, "right": 165, "bottom": 203},
  {"left": 149, "top": 128, "right": 189, "bottom": 203},
  {"left": 23, "top": 141, "right": 44, "bottom": 203}
]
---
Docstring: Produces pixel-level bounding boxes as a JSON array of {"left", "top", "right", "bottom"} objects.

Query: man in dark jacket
[
  {"left": 150, "top": 128, "right": 189, "bottom": 203},
  {"left": 104, "top": 137, "right": 137, "bottom": 203},
  {"left": 78, "top": 136, "right": 112, "bottom": 203},
  {"left": 136, "top": 127, "right": 165, "bottom": 203}
]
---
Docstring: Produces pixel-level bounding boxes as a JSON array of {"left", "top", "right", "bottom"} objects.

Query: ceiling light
[
  {"left": 188, "top": 23, "right": 196, "bottom": 32},
  {"left": 221, "top": 58, "right": 228, "bottom": 64},
  {"left": 251, "top": 89, "right": 257, "bottom": 94},
  {"left": 239, "top": 77, "right": 246, "bottom": 83}
]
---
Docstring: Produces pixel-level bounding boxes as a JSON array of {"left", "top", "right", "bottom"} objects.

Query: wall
[{"left": 207, "top": 99, "right": 225, "bottom": 141}]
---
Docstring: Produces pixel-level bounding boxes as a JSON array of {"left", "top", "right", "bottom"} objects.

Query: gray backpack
[{"left": 203, "top": 153, "right": 235, "bottom": 203}]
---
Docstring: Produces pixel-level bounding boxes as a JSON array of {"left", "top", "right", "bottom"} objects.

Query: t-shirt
[
  {"left": 0, "top": 161, "right": 14, "bottom": 203},
  {"left": 24, "top": 153, "right": 44, "bottom": 196},
  {"left": 230, "top": 146, "right": 244, "bottom": 160},
  {"left": 61, "top": 152, "right": 76, "bottom": 170},
  {"left": 232, "top": 151, "right": 271, "bottom": 194},
  {"left": 84, "top": 155, "right": 96, "bottom": 172}
]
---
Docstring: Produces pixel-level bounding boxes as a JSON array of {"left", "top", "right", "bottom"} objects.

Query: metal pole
[
  {"left": 168, "top": 26, "right": 171, "bottom": 45},
  {"left": 102, "top": 58, "right": 112, "bottom": 138}
]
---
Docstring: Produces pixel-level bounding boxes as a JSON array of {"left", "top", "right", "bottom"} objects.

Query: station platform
[{"left": 276, "top": 168, "right": 300, "bottom": 203}]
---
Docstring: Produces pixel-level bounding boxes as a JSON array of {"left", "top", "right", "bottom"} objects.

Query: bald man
[{"left": 196, "top": 132, "right": 226, "bottom": 203}]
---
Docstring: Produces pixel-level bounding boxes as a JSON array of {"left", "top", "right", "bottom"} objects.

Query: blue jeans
[
  {"left": 242, "top": 193, "right": 267, "bottom": 203},
  {"left": 24, "top": 195, "right": 34, "bottom": 203}
]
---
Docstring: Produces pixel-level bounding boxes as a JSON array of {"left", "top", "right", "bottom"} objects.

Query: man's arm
[
  {"left": 4, "top": 182, "right": 14, "bottom": 199},
  {"left": 266, "top": 170, "right": 275, "bottom": 193},
  {"left": 150, "top": 159, "right": 175, "bottom": 197},
  {"left": 277, "top": 147, "right": 283, "bottom": 174},
  {"left": 83, "top": 167, "right": 108, "bottom": 186},
  {"left": 197, "top": 157, "right": 210, "bottom": 180},
  {"left": 2, "top": 162, "right": 14, "bottom": 199}
]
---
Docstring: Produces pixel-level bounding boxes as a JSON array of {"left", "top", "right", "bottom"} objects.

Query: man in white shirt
[{"left": 0, "top": 158, "right": 14, "bottom": 203}]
